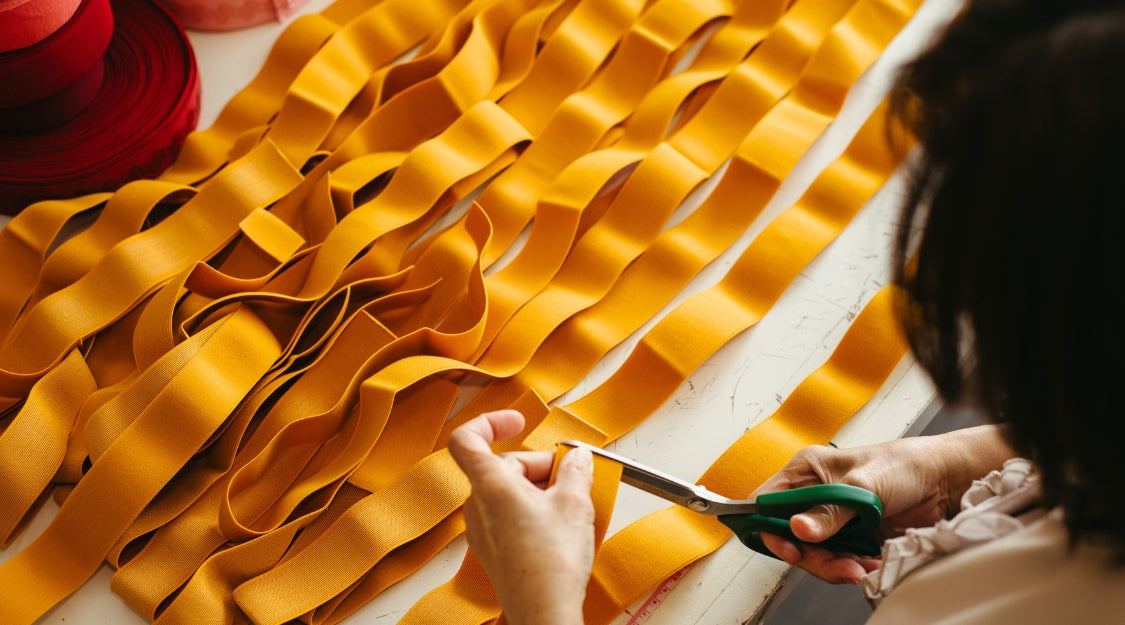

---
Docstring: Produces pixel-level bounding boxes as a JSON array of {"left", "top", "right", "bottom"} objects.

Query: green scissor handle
[{"left": 718, "top": 483, "right": 883, "bottom": 559}]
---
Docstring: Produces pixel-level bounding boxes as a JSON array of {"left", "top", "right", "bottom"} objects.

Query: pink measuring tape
[{"left": 624, "top": 566, "right": 692, "bottom": 625}]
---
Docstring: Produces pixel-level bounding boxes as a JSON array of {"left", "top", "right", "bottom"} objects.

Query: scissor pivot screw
[{"left": 686, "top": 498, "right": 710, "bottom": 513}]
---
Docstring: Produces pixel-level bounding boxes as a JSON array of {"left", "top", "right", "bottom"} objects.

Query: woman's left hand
[{"left": 449, "top": 410, "right": 594, "bottom": 625}]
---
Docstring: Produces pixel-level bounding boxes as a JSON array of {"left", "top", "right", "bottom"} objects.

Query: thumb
[
  {"left": 552, "top": 447, "right": 594, "bottom": 495},
  {"left": 789, "top": 504, "right": 858, "bottom": 543}
]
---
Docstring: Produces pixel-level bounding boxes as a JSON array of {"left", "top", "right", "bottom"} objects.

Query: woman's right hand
[{"left": 751, "top": 424, "right": 1013, "bottom": 584}]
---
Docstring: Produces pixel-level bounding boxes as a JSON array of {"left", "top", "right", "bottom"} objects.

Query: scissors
[{"left": 560, "top": 440, "right": 883, "bottom": 559}]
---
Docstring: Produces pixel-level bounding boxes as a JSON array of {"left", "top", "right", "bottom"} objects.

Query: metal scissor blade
[{"left": 560, "top": 440, "right": 759, "bottom": 515}]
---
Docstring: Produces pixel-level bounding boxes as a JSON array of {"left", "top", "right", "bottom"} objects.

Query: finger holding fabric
[
  {"left": 449, "top": 410, "right": 594, "bottom": 625},
  {"left": 752, "top": 424, "right": 1015, "bottom": 585}
]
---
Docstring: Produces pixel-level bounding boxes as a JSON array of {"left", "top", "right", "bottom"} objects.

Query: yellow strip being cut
[{"left": 583, "top": 285, "right": 908, "bottom": 624}]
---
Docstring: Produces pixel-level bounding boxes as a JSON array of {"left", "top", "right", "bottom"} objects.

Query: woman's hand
[
  {"left": 752, "top": 424, "right": 1013, "bottom": 584},
  {"left": 448, "top": 410, "right": 594, "bottom": 625}
]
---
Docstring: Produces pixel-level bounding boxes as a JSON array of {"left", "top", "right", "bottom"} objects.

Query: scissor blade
[{"left": 560, "top": 440, "right": 758, "bottom": 515}]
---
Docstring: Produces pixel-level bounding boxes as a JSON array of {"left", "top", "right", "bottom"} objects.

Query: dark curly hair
[{"left": 890, "top": 0, "right": 1125, "bottom": 556}]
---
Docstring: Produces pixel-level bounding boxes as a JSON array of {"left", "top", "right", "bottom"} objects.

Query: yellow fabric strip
[
  {"left": 0, "top": 194, "right": 110, "bottom": 348},
  {"left": 166, "top": 0, "right": 469, "bottom": 183},
  {"left": 310, "top": 0, "right": 539, "bottom": 165},
  {"left": 523, "top": 0, "right": 917, "bottom": 404},
  {"left": 502, "top": 0, "right": 911, "bottom": 392},
  {"left": 314, "top": 511, "right": 469, "bottom": 625},
  {"left": 298, "top": 100, "right": 529, "bottom": 297},
  {"left": 151, "top": 482, "right": 373, "bottom": 625},
  {"left": 0, "top": 141, "right": 302, "bottom": 397},
  {"left": 110, "top": 206, "right": 491, "bottom": 618},
  {"left": 497, "top": 0, "right": 648, "bottom": 137},
  {"left": 419, "top": 90, "right": 912, "bottom": 625},
  {"left": 30, "top": 182, "right": 195, "bottom": 304},
  {"left": 161, "top": 13, "right": 338, "bottom": 184},
  {"left": 477, "top": 0, "right": 847, "bottom": 332},
  {"left": 436, "top": 0, "right": 845, "bottom": 434},
  {"left": 0, "top": 350, "right": 95, "bottom": 546},
  {"left": 583, "top": 285, "right": 909, "bottom": 623},
  {"left": 308, "top": 390, "right": 553, "bottom": 625},
  {"left": 0, "top": 307, "right": 282, "bottom": 625},
  {"left": 234, "top": 446, "right": 471, "bottom": 624},
  {"left": 475, "top": 0, "right": 743, "bottom": 266}
]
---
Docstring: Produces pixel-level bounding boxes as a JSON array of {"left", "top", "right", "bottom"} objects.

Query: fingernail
[{"left": 780, "top": 543, "right": 803, "bottom": 566}]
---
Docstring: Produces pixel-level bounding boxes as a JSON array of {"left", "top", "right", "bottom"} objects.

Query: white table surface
[{"left": 0, "top": 0, "right": 961, "bottom": 622}]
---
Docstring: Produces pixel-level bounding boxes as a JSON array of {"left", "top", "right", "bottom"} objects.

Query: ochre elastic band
[{"left": 0, "top": 307, "right": 281, "bottom": 623}]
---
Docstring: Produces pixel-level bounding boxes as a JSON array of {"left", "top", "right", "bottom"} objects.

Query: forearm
[
  {"left": 491, "top": 549, "right": 588, "bottom": 625},
  {"left": 928, "top": 423, "right": 1015, "bottom": 512}
]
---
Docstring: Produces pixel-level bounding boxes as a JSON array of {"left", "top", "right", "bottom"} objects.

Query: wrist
[
  {"left": 496, "top": 562, "right": 588, "bottom": 625},
  {"left": 932, "top": 424, "right": 1014, "bottom": 514},
  {"left": 503, "top": 593, "right": 585, "bottom": 625}
]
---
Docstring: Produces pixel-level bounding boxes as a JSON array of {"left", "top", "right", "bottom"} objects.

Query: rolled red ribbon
[
  {"left": 0, "top": 0, "right": 200, "bottom": 215},
  {"left": 0, "top": 0, "right": 113, "bottom": 109},
  {"left": 0, "top": 0, "right": 84, "bottom": 53},
  {"left": 0, "top": 56, "right": 106, "bottom": 133}
]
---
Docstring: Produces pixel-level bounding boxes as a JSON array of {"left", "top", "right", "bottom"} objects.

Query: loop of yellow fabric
[
  {"left": 0, "top": 141, "right": 302, "bottom": 392},
  {"left": 0, "top": 0, "right": 924, "bottom": 622},
  {"left": 112, "top": 209, "right": 492, "bottom": 618},
  {"left": 0, "top": 194, "right": 112, "bottom": 345}
]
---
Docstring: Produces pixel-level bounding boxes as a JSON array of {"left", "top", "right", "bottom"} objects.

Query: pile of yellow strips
[{"left": 0, "top": 0, "right": 922, "bottom": 623}]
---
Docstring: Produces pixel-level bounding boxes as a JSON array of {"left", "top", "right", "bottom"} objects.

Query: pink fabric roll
[
  {"left": 154, "top": 0, "right": 307, "bottom": 31},
  {"left": 0, "top": 0, "right": 84, "bottom": 52}
]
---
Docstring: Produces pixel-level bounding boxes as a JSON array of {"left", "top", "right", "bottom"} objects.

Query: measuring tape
[{"left": 624, "top": 565, "right": 692, "bottom": 625}]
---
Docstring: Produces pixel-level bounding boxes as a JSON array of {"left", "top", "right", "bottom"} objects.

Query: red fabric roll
[
  {"left": 0, "top": 56, "right": 105, "bottom": 133},
  {"left": 0, "top": 0, "right": 200, "bottom": 215},
  {"left": 0, "top": 0, "right": 113, "bottom": 108},
  {"left": 0, "top": 0, "right": 84, "bottom": 53}
]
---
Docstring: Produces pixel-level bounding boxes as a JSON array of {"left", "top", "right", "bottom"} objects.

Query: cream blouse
[{"left": 863, "top": 459, "right": 1125, "bottom": 624}]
